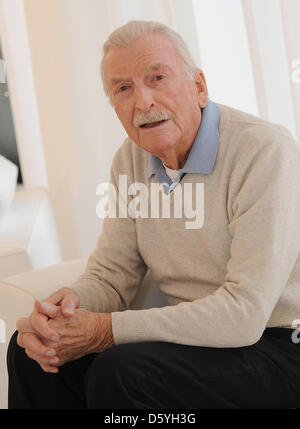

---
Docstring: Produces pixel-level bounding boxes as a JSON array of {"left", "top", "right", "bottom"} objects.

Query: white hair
[{"left": 101, "top": 20, "right": 198, "bottom": 97}]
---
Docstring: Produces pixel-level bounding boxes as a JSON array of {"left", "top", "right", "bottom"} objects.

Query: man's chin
[
  {"left": 141, "top": 140, "right": 176, "bottom": 157},
  {"left": 134, "top": 133, "right": 175, "bottom": 152}
]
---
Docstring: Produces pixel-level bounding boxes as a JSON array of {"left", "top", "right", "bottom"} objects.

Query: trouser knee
[
  {"left": 85, "top": 344, "right": 142, "bottom": 408},
  {"left": 7, "top": 330, "right": 26, "bottom": 373}
]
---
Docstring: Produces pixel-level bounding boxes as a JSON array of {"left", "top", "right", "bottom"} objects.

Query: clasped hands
[{"left": 16, "top": 288, "right": 114, "bottom": 373}]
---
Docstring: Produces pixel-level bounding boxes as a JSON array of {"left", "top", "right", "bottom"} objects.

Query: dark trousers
[{"left": 6, "top": 328, "right": 300, "bottom": 409}]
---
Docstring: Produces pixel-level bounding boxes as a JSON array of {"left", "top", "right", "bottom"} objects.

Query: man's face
[{"left": 103, "top": 33, "right": 208, "bottom": 160}]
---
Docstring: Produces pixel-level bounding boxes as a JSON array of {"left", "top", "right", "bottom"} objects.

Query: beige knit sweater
[{"left": 71, "top": 103, "right": 300, "bottom": 348}]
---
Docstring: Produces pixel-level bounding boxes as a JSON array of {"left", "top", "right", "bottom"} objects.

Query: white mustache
[{"left": 133, "top": 109, "right": 171, "bottom": 128}]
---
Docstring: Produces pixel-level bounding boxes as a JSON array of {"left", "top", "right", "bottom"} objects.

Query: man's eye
[
  {"left": 153, "top": 75, "right": 165, "bottom": 81},
  {"left": 118, "top": 85, "right": 128, "bottom": 92}
]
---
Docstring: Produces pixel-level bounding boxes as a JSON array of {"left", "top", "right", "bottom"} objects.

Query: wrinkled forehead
[{"left": 102, "top": 33, "right": 185, "bottom": 83}]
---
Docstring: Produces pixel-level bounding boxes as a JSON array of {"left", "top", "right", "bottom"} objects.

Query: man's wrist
[{"left": 93, "top": 313, "right": 114, "bottom": 353}]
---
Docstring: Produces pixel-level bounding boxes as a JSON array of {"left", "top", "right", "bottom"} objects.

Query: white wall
[
  {"left": 242, "top": 0, "right": 297, "bottom": 139},
  {"left": 280, "top": 0, "right": 300, "bottom": 141},
  {"left": 0, "top": 0, "right": 48, "bottom": 188},
  {"left": 192, "top": 0, "right": 258, "bottom": 116}
]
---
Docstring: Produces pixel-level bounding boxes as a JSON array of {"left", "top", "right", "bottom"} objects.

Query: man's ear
[{"left": 193, "top": 69, "right": 208, "bottom": 108}]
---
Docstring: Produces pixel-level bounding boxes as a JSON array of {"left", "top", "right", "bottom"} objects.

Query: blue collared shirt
[{"left": 146, "top": 99, "right": 220, "bottom": 194}]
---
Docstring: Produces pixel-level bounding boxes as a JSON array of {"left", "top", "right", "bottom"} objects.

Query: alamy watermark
[
  {"left": 96, "top": 175, "right": 204, "bottom": 229},
  {"left": 291, "top": 59, "right": 300, "bottom": 84},
  {"left": 291, "top": 319, "right": 300, "bottom": 344}
]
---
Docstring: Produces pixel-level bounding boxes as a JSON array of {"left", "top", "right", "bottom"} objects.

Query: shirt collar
[{"left": 147, "top": 99, "right": 220, "bottom": 180}]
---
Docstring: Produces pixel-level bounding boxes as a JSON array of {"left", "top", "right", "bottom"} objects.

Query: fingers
[
  {"left": 46, "top": 291, "right": 64, "bottom": 305},
  {"left": 29, "top": 308, "right": 59, "bottom": 341},
  {"left": 44, "top": 288, "right": 80, "bottom": 318},
  {"left": 17, "top": 332, "right": 56, "bottom": 357},
  {"left": 41, "top": 365, "right": 59, "bottom": 374},
  {"left": 16, "top": 317, "right": 36, "bottom": 335},
  {"left": 60, "top": 290, "right": 80, "bottom": 318},
  {"left": 26, "top": 350, "right": 59, "bottom": 374},
  {"left": 16, "top": 288, "right": 80, "bottom": 375},
  {"left": 16, "top": 318, "right": 59, "bottom": 370},
  {"left": 25, "top": 348, "right": 60, "bottom": 370},
  {"left": 17, "top": 332, "right": 59, "bottom": 373},
  {"left": 35, "top": 300, "right": 61, "bottom": 318},
  {"left": 61, "top": 298, "right": 77, "bottom": 317}
]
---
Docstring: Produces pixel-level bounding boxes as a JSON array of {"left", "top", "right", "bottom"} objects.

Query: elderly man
[{"left": 7, "top": 20, "right": 300, "bottom": 409}]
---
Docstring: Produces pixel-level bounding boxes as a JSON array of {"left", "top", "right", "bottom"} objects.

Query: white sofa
[
  {"left": 0, "top": 154, "right": 62, "bottom": 279},
  {"left": 0, "top": 184, "right": 62, "bottom": 279},
  {"left": 0, "top": 257, "right": 165, "bottom": 409}
]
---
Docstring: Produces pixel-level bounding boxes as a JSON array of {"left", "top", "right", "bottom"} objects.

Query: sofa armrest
[
  {"left": 0, "top": 185, "right": 62, "bottom": 279},
  {"left": 1, "top": 257, "right": 88, "bottom": 304},
  {"left": 0, "top": 257, "right": 88, "bottom": 409}
]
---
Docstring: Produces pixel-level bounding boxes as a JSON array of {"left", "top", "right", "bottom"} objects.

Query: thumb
[
  {"left": 61, "top": 296, "right": 79, "bottom": 317},
  {"left": 35, "top": 300, "right": 61, "bottom": 318}
]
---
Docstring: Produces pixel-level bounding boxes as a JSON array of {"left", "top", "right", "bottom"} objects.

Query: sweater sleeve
[
  {"left": 111, "top": 128, "right": 300, "bottom": 347},
  {"left": 70, "top": 147, "right": 148, "bottom": 313}
]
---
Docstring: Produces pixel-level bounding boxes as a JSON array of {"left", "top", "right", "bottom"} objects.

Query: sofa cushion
[{"left": 0, "top": 156, "right": 18, "bottom": 225}]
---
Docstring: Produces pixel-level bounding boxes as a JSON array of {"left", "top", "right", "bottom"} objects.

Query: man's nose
[{"left": 134, "top": 85, "right": 155, "bottom": 112}]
